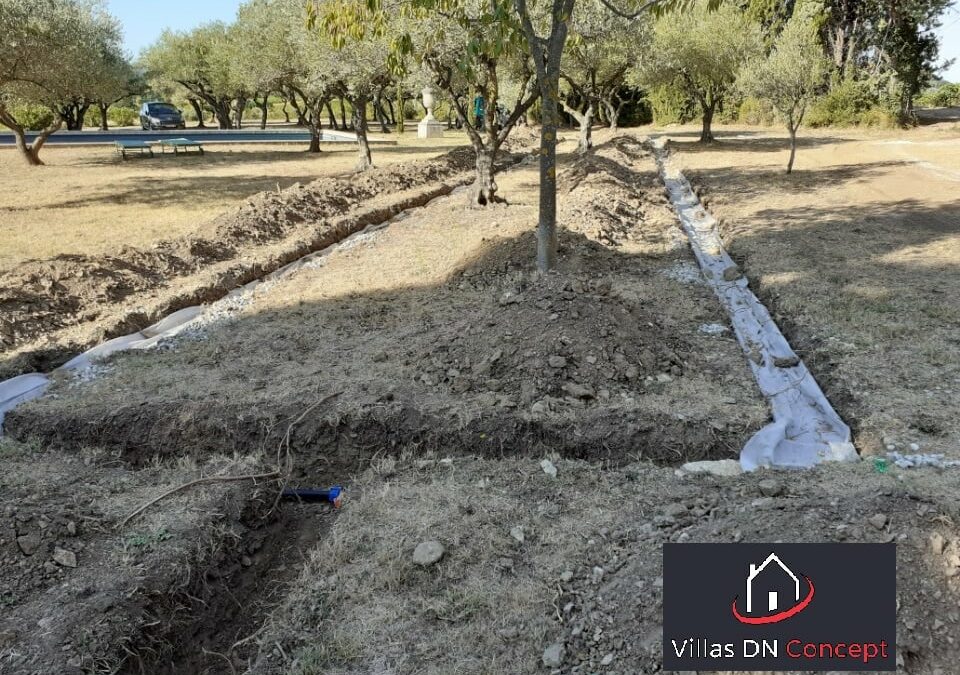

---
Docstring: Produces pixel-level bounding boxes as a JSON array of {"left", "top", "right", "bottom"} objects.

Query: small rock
[
  {"left": 663, "top": 503, "right": 688, "bottom": 518},
  {"left": 868, "top": 514, "right": 888, "bottom": 530},
  {"left": 758, "top": 479, "right": 784, "bottom": 497},
  {"left": 53, "top": 548, "right": 77, "bottom": 568},
  {"left": 930, "top": 533, "right": 947, "bottom": 555},
  {"left": 540, "top": 458, "right": 558, "bottom": 478},
  {"left": 548, "top": 355, "right": 568, "bottom": 369},
  {"left": 560, "top": 570, "right": 574, "bottom": 583},
  {"left": 542, "top": 642, "right": 565, "bottom": 668},
  {"left": 681, "top": 459, "right": 742, "bottom": 477},
  {"left": 910, "top": 443, "right": 920, "bottom": 452},
  {"left": 412, "top": 540, "right": 445, "bottom": 566},
  {"left": 562, "top": 382, "right": 595, "bottom": 399},
  {"left": 773, "top": 355, "right": 801, "bottom": 368},
  {"left": 66, "top": 521, "right": 77, "bottom": 536},
  {"left": 722, "top": 265, "right": 741, "bottom": 282},
  {"left": 601, "top": 653, "right": 614, "bottom": 666},
  {"left": 656, "top": 373, "right": 673, "bottom": 383},
  {"left": 592, "top": 566, "right": 605, "bottom": 583},
  {"left": 16, "top": 534, "right": 41, "bottom": 556},
  {"left": 510, "top": 526, "right": 525, "bottom": 544}
]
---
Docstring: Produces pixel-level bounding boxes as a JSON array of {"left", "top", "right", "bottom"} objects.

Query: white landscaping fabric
[{"left": 651, "top": 138, "right": 858, "bottom": 470}]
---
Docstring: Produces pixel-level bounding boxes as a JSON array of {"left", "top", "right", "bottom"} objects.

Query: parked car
[{"left": 139, "top": 102, "right": 186, "bottom": 130}]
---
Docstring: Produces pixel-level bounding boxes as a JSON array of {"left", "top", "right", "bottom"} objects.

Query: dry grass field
[{"left": 0, "top": 130, "right": 467, "bottom": 274}]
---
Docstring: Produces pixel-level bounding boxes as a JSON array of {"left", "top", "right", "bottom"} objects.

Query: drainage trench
[{"left": 650, "top": 137, "right": 858, "bottom": 470}]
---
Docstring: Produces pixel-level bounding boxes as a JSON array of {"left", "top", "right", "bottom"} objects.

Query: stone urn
[{"left": 418, "top": 86, "right": 445, "bottom": 138}]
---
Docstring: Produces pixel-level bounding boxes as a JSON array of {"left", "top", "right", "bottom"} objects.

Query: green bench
[
  {"left": 114, "top": 140, "right": 154, "bottom": 160},
  {"left": 158, "top": 137, "right": 204, "bottom": 155}
]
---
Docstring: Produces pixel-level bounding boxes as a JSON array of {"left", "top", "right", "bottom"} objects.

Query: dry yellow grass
[{"left": 0, "top": 130, "right": 468, "bottom": 274}]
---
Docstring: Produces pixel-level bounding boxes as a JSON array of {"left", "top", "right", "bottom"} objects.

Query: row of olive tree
[{"left": 0, "top": 0, "right": 140, "bottom": 165}]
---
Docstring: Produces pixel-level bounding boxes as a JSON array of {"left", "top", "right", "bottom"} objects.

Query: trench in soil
[{"left": 6, "top": 137, "right": 770, "bottom": 672}]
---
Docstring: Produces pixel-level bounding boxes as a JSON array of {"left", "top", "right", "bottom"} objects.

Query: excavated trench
[{"left": 2, "top": 135, "right": 772, "bottom": 671}]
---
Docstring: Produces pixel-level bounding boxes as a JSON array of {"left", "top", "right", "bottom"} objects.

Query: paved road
[{"left": 0, "top": 128, "right": 366, "bottom": 146}]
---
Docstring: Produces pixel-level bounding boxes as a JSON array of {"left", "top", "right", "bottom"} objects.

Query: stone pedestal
[
  {"left": 417, "top": 86, "right": 445, "bottom": 139},
  {"left": 417, "top": 116, "right": 446, "bottom": 139}
]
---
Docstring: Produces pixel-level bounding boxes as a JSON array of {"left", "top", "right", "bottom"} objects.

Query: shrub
[
  {"left": 2, "top": 103, "right": 55, "bottom": 131},
  {"left": 737, "top": 96, "right": 777, "bottom": 125},
  {"left": 917, "top": 83, "right": 960, "bottom": 108},
  {"left": 87, "top": 106, "right": 139, "bottom": 128},
  {"left": 647, "top": 84, "right": 697, "bottom": 125},
  {"left": 806, "top": 79, "right": 898, "bottom": 128}
]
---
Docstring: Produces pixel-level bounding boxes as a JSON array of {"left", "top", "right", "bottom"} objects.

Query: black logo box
[{"left": 663, "top": 543, "right": 896, "bottom": 671}]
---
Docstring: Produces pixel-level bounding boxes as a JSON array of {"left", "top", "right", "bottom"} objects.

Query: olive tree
[
  {"left": 561, "top": 0, "right": 649, "bottom": 152},
  {"left": 0, "top": 0, "right": 123, "bottom": 164},
  {"left": 141, "top": 24, "right": 244, "bottom": 129},
  {"left": 405, "top": 0, "right": 540, "bottom": 204},
  {"left": 630, "top": 2, "right": 762, "bottom": 142},
  {"left": 739, "top": 0, "right": 829, "bottom": 172}
]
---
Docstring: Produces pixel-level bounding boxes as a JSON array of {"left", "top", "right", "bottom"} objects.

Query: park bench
[
  {"left": 114, "top": 140, "right": 154, "bottom": 160},
  {"left": 158, "top": 138, "right": 204, "bottom": 155}
]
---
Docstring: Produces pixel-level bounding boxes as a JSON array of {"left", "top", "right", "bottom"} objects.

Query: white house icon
[{"left": 746, "top": 553, "right": 801, "bottom": 614}]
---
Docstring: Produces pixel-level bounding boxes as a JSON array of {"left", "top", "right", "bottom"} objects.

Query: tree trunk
[
  {"left": 373, "top": 92, "right": 390, "bottom": 133},
  {"left": 188, "top": 99, "right": 206, "bottom": 128},
  {"left": 472, "top": 146, "right": 498, "bottom": 205},
  {"left": 577, "top": 104, "right": 593, "bottom": 154},
  {"left": 339, "top": 97, "right": 349, "bottom": 130},
  {"left": 397, "top": 83, "right": 405, "bottom": 134},
  {"left": 700, "top": 104, "right": 715, "bottom": 143},
  {"left": 326, "top": 101, "right": 338, "bottom": 129},
  {"left": 537, "top": 78, "right": 560, "bottom": 272},
  {"left": 215, "top": 104, "right": 232, "bottom": 130},
  {"left": 98, "top": 102, "right": 110, "bottom": 131},
  {"left": 281, "top": 101, "right": 291, "bottom": 124},
  {"left": 309, "top": 126, "right": 322, "bottom": 153},
  {"left": 4, "top": 116, "right": 62, "bottom": 166},
  {"left": 604, "top": 99, "right": 620, "bottom": 133},
  {"left": 353, "top": 96, "right": 372, "bottom": 171},
  {"left": 786, "top": 126, "right": 797, "bottom": 174},
  {"left": 259, "top": 98, "right": 269, "bottom": 130},
  {"left": 234, "top": 97, "right": 247, "bottom": 129}
]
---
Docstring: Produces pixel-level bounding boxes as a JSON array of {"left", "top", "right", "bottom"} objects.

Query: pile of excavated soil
[
  {"left": 0, "top": 144, "right": 512, "bottom": 380},
  {"left": 6, "top": 137, "right": 767, "bottom": 468}
]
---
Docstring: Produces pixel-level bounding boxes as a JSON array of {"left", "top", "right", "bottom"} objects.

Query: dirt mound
[{"left": 0, "top": 146, "right": 487, "bottom": 378}]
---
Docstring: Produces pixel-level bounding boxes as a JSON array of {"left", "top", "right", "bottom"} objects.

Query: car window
[{"left": 148, "top": 104, "right": 178, "bottom": 114}]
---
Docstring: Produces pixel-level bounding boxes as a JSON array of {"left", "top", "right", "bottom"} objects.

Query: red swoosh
[{"left": 732, "top": 575, "right": 815, "bottom": 624}]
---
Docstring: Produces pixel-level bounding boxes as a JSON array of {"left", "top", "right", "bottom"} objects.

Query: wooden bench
[
  {"left": 114, "top": 140, "right": 154, "bottom": 160},
  {"left": 158, "top": 138, "right": 204, "bottom": 155}
]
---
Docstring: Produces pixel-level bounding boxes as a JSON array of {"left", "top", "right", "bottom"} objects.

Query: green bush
[
  {"left": 619, "top": 96, "right": 653, "bottom": 126},
  {"left": 917, "top": 83, "right": 960, "bottom": 108},
  {"left": 87, "top": 106, "right": 139, "bottom": 128},
  {"left": 648, "top": 84, "right": 697, "bottom": 125},
  {"left": 737, "top": 96, "right": 777, "bottom": 125},
  {"left": 806, "top": 79, "right": 897, "bottom": 128},
  {"left": 2, "top": 103, "right": 55, "bottom": 131}
]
